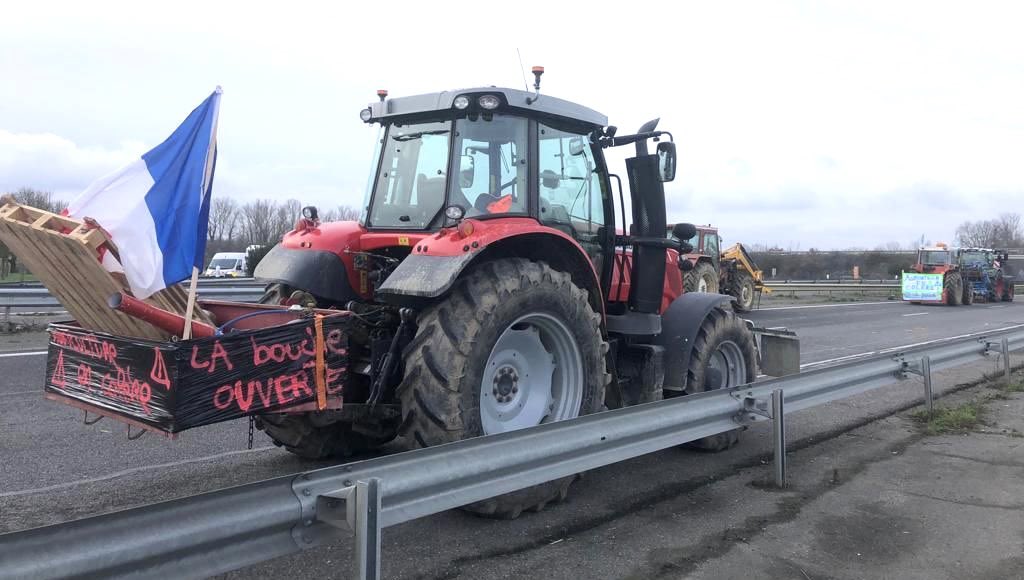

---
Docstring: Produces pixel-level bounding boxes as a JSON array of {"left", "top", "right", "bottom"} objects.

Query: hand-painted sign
[
  {"left": 902, "top": 272, "right": 944, "bottom": 302},
  {"left": 45, "top": 315, "right": 349, "bottom": 434}
]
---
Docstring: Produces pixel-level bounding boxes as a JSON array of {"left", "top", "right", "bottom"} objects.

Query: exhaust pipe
[{"left": 108, "top": 292, "right": 217, "bottom": 338}]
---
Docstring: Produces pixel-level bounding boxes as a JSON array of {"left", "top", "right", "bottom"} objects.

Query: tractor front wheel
[
  {"left": 686, "top": 261, "right": 720, "bottom": 294},
  {"left": 945, "top": 273, "right": 963, "bottom": 306},
  {"left": 255, "top": 283, "right": 397, "bottom": 459},
  {"left": 677, "top": 306, "right": 758, "bottom": 452},
  {"left": 397, "top": 258, "right": 607, "bottom": 518}
]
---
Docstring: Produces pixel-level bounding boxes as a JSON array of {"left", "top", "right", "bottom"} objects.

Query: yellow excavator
[{"left": 669, "top": 224, "right": 771, "bottom": 312}]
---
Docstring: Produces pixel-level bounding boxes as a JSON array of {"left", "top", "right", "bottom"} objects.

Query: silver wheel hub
[
  {"left": 698, "top": 277, "right": 709, "bottom": 293},
  {"left": 480, "top": 313, "right": 584, "bottom": 435},
  {"left": 706, "top": 340, "right": 748, "bottom": 390}
]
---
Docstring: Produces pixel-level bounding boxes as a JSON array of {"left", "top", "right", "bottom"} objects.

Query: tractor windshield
[
  {"left": 452, "top": 114, "right": 528, "bottom": 217},
  {"left": 961, "top": 251, "right": 990, "bottom": 265},
  {"left": 367, "top": 121, "right": 452, "bottom": 229},
  {"left": 365, "top": 115, "right": 530, "bottom": 229},
  {"left": 919, "top": 250, "right": 951, "bottom": 265}
]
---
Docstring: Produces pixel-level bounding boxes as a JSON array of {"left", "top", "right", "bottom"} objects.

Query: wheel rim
[
  {"left": 480, "top": 313, "right": 584, "bottom": 435},
  {"left": 698, "top": 277, "right": 709, "bottom": 293},
  {"left": 706, "top": 340, "right": 748, "bottom": 390},
  {"left": 741, "top": 283, "right": 752, "bottom": 306}
]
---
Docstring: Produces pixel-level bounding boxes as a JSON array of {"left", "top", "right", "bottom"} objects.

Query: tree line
[{"left": 1, "top": 187, "right": 359, "bottom": 270}]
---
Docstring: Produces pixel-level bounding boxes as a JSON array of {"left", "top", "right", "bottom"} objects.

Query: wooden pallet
[{"left": 0, "top": 201, "right": 212, "bottom": 340}]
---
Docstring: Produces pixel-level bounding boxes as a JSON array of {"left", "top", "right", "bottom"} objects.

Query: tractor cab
[{"left": 913, "top": 245, "right": 956, "bottom": 273}]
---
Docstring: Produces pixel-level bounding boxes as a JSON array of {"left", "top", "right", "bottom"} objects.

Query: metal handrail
[{"left": 1, "top": 325, "right": 1021, "bottom": 580}]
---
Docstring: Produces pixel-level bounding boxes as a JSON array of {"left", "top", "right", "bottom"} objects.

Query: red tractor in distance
[
  {"left": 905, "top": 244, "right": 973, "bottom": 305},
  {"left": 669, "top": 224, "right": 766, "bottom": 312},
  {"left": 254, "top": 74, "right": 797, "bottom": 518}
]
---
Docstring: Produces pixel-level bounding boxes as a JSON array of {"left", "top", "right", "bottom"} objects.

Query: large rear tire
[
  {"left": 255, "top": 283, "right": 397, "bottom": 459},
  {"left": 962, "top": 280, "right": 974, "bottom": 305},
  {"left": 1003, "top": 283, "right": 1015, "bottom": 302},
  {"left": 397, "top": 258, "right": 607, "bottom": 518},
  {"left": 731, "top": 272, "right": 756, "bottom": 312},
  {"left": 676, "top": 306, "right": 758, "bottom": 452},
  {"left": 686, "top": 261, "right": 720, "bottom": 294}
]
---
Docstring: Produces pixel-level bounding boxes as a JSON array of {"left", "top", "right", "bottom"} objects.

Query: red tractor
[
  {"left": 904, "top": 244, "right": 973, "bottom": 305},
  {"left": 254, "top": 76, "right": 797, "bottom": 517}
]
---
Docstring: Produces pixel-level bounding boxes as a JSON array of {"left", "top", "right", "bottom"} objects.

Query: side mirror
[
  {"left": 302, "top": 205, "right": 319, "bottom": 220},
  {"left": 672, "top": 222, "right": 697, "bottom": 241},
  {"left": 657, "top": 141, "right": 677, "bottom": 182},
  {"left": 568, "top": 136, "right": 587, "bottom": 156}
]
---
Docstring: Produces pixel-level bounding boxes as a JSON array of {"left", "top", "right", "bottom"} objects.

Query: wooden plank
[{"left": 0, "top": 201, "right": 213, "bottom": 339}]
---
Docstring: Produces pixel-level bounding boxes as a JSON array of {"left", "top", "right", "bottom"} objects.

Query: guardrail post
[
  {"left": 771, "top": 389, "right": 786, "bottom": 488},
  {"left": 3, "top": 305, "right": 9, "bottom": 332},
  {"left": 354, "top": 478, "right": 382, "bottom": 580},
  {"left": 1002, "top": 338, "right": 1011, "bottom": 387},
  {"left": 921, "top": 356, "right": 933, "bottom": 416}
]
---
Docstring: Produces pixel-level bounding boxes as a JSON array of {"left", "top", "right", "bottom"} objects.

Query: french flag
[{"left": 68, "top": 88, "right": 222, "bottom": 299}]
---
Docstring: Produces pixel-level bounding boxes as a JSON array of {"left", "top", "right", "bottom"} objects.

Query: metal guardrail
[
  {"left": 0, "top": 283, "right": 264, "bottom": 309},
  {"left": 1, "top": 325, "right": 1022, "bottom": 580}
]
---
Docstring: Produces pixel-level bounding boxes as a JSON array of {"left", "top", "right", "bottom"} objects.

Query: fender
[
  {"left": 376, "top": 217, "right": 605, "bottom": 318},
  {"left": 254, "top": 244, "right": 358, "bottom": 304},
  {"left": 652, "top": 292, "right": 734, "bottom": 390}
]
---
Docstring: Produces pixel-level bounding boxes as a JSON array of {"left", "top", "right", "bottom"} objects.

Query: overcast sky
[{"left": 2, "top": 1, "right": 1021, "bottom": 250}]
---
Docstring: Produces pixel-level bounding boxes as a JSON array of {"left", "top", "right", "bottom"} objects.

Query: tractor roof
[{"left": 365, "top": 87, "right": 608, "bottom": 128}]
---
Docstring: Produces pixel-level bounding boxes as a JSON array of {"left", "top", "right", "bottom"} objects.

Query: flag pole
[
  {"left": 182, "top": 86, "right": 222, "bottom": 341},
  {"left": 182, "top": 266, "right": 200, "bottom": 340}
]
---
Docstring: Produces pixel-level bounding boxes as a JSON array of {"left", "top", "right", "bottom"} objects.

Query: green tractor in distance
[{"left": 961, "top": 248, "right": 1015, "bottom": 302}]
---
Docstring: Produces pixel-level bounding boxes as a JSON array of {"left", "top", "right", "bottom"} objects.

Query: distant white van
[{"left": 204, "top": 252, "right": 247, "bottom": 277}]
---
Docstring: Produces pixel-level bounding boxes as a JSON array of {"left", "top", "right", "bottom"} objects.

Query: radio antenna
[{"left": 516, "top": 48, "right": 529, "bottom": 92}]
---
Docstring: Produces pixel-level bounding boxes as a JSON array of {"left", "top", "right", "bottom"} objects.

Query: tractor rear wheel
[
  {"left": 945, "top": 273, "right": 963, "bottom": 306},
  {"left": 255, "top": 283, "right": 397, "bottom": 459},
  {"left": 731, "top": 272, "right": 756, "bottom": 312},
  {"left": 686, "top": 261, "right": 720, "bottom": 294},
  {"left": 397, "top": 258, "right": 607, "bottom": 518},
  {"left": 1003, "top": 283, "right": 1015, "bottom": 302},
  {"left": 676, "top": 306, "right": 758, "bottom": 452}
]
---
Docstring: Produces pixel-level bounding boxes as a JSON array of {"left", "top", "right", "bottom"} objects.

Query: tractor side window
[
  {"left": 368, "top": 121, "right": 451, "bottom": 229},
  {"left": 452, "top": 115, "right": 528, "bottom": 217},
  {"left": 538, "top": 125, "right": 605, "bottom": 237},
  {"left": 705, "top": 233, "right": 719, "bottom": 257}
]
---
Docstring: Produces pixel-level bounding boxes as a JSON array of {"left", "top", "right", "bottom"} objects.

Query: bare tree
[
  {"left": 271, "top": 199, "right": 302, "bottom": 241},
  {"left": 955, "top": 213, "right": 1023, "bottom": 248},
  {"left": 9, "top": 187, "right": 67, "bottom": 213},
  {"left": 321, "top": 205, "right": 361, "bottom": 222},
  {"left": 240, "top": 199, "right": 276, "bottom": 246},
  {"left": 207, "top": 197, "right": 239, "bottom": 242}
]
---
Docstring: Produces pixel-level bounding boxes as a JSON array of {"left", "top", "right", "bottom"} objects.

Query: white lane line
[
  {"left": 756, "top": 301, "right": 899, "bottom": 312},
  {"left": 0, "top": 351, "right": 47, "bottom": 358},
  {"left": 799, "top": 322, "right": 1024, "bottom": 369},
  {"left": 0, "top": 446, "right": 277, "bottom": 499},
  {"left": 902, "top": 312, "right": 928, "bottom": 317},
  {"left": 0, "top": 389, "right": 39, "bottom": 397}
]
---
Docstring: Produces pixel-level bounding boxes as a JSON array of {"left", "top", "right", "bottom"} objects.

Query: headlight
[
  {"left": 478, "top": 95, "right": 500, "bottom": 110},
  {"left": 444, "top": 205, "right": 465, "bottom": 221},
  {"left": 453, "top": 95, "right": 470, "bottom": 110},
  {"left": 359, "top": 108, "right": 372, "bottom": 122}
]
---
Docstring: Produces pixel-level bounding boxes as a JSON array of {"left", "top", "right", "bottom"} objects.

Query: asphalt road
[{"left": 0, "top": 300, "right": 1022, "bottom": 579}]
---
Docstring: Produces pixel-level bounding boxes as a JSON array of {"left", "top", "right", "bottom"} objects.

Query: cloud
[{"left": 0, "top": 130, "right": 143, "bottom": 196}]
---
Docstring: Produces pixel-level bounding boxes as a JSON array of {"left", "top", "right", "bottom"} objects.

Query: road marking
[
  {"left": 902, "top": 312, "right": 928, "bottom": 317},
  {"left": 0, "top": 389, "right": 39, "bottom": 397},
  {"left": 0, "top": 446, "right": 277, "bottom": 499},
  {"left": 0, "top": 351, "right": 47, "bottom": 358},
  {"left": 799, "top": 323, "right": 1024, "bottom": 369},
  {"left": 756, "top": 301, "right": 898, "bottom": 312}
]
